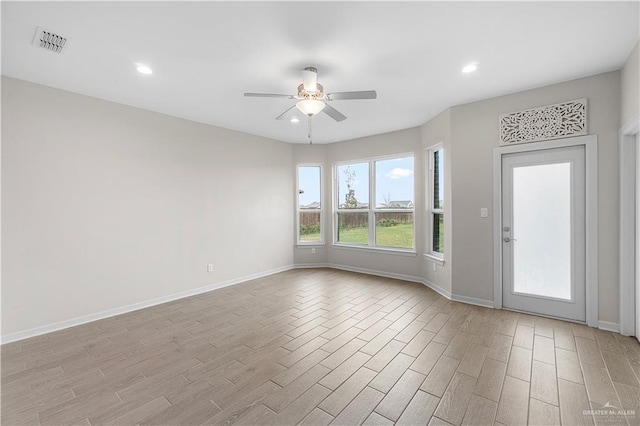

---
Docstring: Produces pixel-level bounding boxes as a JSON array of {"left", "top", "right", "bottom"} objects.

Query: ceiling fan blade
[
  {"left": 301, "top": 67, "right": 318, "bottom": 93},
  {"left": 327, "top": 90, "right": 377, "bottom": 100},
  {"left": 275, "top": 105, "right": 296, "bottom": 120},
  {"left": 244, "top": 93, "right": 295, "bottom": 99},
  {"left": 322, "top": 103, "right": 347, "bottom": 122}
]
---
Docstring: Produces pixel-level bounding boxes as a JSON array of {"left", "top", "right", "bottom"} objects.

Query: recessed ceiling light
[
  {"left": 136, "top": 64, "right": 153, "bottom": 75},
  {"left": 290, "top": 117, "right": 300, "bottom": 123},
  {"left": 462, "top": 63, "right": 478, "bottom": 74}
]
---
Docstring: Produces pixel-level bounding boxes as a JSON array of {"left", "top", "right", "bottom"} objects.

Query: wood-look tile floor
[{"left": 2, "top": 268, "right": 640, "bottom": 426}]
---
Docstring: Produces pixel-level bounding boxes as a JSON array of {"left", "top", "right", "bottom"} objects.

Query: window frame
[
  {"left": 426, "top": 144, "right": 445, "bottom": 263},
  {"left": 296, "top": 164, "right": 324, "bottom": 246},
  {"left": 333, "top": 153, "right": 416, "bottom": 253}
]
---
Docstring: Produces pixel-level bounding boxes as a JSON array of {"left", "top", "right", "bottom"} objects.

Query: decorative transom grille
[{"left": 499, "top": 99, "right": 587, "bottom": 145}]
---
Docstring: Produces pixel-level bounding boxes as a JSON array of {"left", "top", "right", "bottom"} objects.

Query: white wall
[
  {"left": 621, "top": 40, "right": 639, "bottom": 126},
  {"left": 449, "top": 71, "right": 621, "bottom": 322},
  {"left": 1, "top": 77, "right": 294, "bottom": 338}
]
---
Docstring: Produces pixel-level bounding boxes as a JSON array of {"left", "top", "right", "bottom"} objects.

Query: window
[
  {"left": 428, "top": 145, "right": 444, "bottom": 257},
  {"left": 335, "top": 155, "right": 414, "bottom": 250},
  {"left": 336, "top": 162, "right": 369, "bottom": 245},
  {"left": 297, "top": 165, "right": 322, "bottom": 244}
]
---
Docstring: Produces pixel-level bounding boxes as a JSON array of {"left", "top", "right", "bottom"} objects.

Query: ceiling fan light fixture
[{"left": 296, "top": 99, "right": 325, "bottom": 116}]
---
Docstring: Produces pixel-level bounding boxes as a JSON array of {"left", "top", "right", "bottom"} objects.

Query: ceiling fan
[{"left": 244, "top": 67, "right": 377, "bottom": 132}]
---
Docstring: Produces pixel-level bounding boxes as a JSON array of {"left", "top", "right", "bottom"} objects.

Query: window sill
[
  {"left": 296, "top": 243, "right": 325, "bottom": 248},
  {"left": 423, "top": 253, "right": 445, "bottom": 266},
  {"left": 332, "top": 244, "right": 417, "bottom": 257}
]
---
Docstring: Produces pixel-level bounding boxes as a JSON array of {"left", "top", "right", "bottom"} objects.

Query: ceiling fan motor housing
[{"left": 297, "top": 83, "right": 324, "bottom": 100}]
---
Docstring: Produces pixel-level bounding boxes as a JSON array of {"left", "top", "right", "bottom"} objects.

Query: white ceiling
[{"left": 2, "top": 1, "right": 638, "bottom": 144}]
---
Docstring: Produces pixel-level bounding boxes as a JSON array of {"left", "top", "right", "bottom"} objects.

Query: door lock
[{"left": 503, "top": 226, "right": 510, "bottom": 232}]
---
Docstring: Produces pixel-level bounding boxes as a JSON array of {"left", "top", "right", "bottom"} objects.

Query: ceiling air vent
[{"left": 32, "top": 27, "right": 70, "bottom": 53}]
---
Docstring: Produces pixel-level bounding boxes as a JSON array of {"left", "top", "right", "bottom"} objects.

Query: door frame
[
  {"left": 619, "top": 115, "right": 639, "bottom": 336},
  {"left": 492, "top": 135, "right": 598, "bottom": 327}
]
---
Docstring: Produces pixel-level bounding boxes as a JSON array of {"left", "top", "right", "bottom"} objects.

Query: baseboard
[
  {"left": 451, "top": 293, "right": 495, "bottom": 309},
  {"left": 421, "top": 279, "right": 494, "bottom": 309},
  {"left": 326, "top": 263, "right": 423, "bottom": 284},
  {"left": 6, "top": 263, "right": 611, "bottom": 344},
  {"left": 293, "top": 263, "right": 330, "bottom": 269},
  {"left": 421, "top": 278, "right": 452, "bottom": 299},
  {"left": 598, "top": 320, "right": 620, "bottom": 333},
  {"left": 297, "top": 263, "right": 492, "bottom": 308},
  {"left": 298, "top": 264, "right": 605, "bottom": 325},
  {"left": 1, "top": 264, "right": 295, "bottom": 345}
]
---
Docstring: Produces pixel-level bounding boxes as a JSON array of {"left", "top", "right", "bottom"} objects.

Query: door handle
[{"left": 503, "top": 237, "right": 517, "bottom": 242}]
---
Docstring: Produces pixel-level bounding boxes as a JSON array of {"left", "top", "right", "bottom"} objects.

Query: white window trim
[
  {"left": 296, "top": 164, "right": 323, "bottom": 246},
  {"left": 426, "top": 144, "right": 445, "bottom": 261},
  {"left": 423, "top": 253, "right": 445, "bottom": 265},
  {"left": 332, "top": 153, "right": 416, "bottom": 252},
  {"left": 334, "top": 244, "right": 417, "bottom": 257}
]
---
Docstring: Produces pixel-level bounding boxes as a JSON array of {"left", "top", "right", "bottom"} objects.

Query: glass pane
[
  {"left": 298, "top": 166, "right": 321, "bottom": 209},
  {"left": 375, "top": 212, "right": 413, "bottom": 248},
  {"left": 432, "top": 213, "right": 444, "bottom": 253},
  {"left": 299, "top": 212, "right": 321, "bottom": 242},
  {"left": 433, "top": 149, "right": 444, "bottom": 210},
  {"left": 513, "top": 162, "right": 571, "bottom": 300},
  {"left": 337, "top": 163, "right": 369, "bottom": 209},
  {"left": 337, "top": 212, "right": 368, "bottom": 244},
  {"left": 375, "top": 157, "right": 414, "bottom": 209}
]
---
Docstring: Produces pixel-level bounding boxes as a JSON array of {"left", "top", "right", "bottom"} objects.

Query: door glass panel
[{"left": 512, "top": 162, "right": 572, "bottom": 300}]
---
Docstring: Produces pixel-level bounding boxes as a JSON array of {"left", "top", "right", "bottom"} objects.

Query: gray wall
[
  {"left": 621, "top": 40, "right": 639, "bottom": 126},
  {"left": 291, "top": 71, "right": 623, "bottom": 325},
  {"left": 2, "top": 77, "right": 294, "bottom": 336},
  {"left": 291, "top": 115, "right": 454, "bottom": 294},
  {"left": 324, "top": 128, "right": 423, "bottom": 279},
  {"left": 291, "top": 128, "right": 425, "bottom": 280},
  {"left": 449, "top": 71, "right": 621, "bottom": 322},
  {"left": 3, "top": 66, "right": 630, "bottom": 338}
]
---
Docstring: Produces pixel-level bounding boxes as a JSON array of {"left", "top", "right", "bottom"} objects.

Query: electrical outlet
[
  {"left": 311, "top": 248, "right": 316, "bottom": 254},
  {"left": 480, "top": 207, "right": 488, "bottom": 218},
  {"left": 432, "top": 263, "right": 437, "bottom": 271},
  {"left": 207, "top": 264, "right": 213, "bottom": 272}
]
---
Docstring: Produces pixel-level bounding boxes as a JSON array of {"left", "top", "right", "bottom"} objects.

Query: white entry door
[{"left": 502, "top": 145, "right": 586, "bottom": 321}]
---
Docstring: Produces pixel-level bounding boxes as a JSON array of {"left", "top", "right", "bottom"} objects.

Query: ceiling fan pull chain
[{"left": 308, "top": 116, "right": 313, "bottom": 145}]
